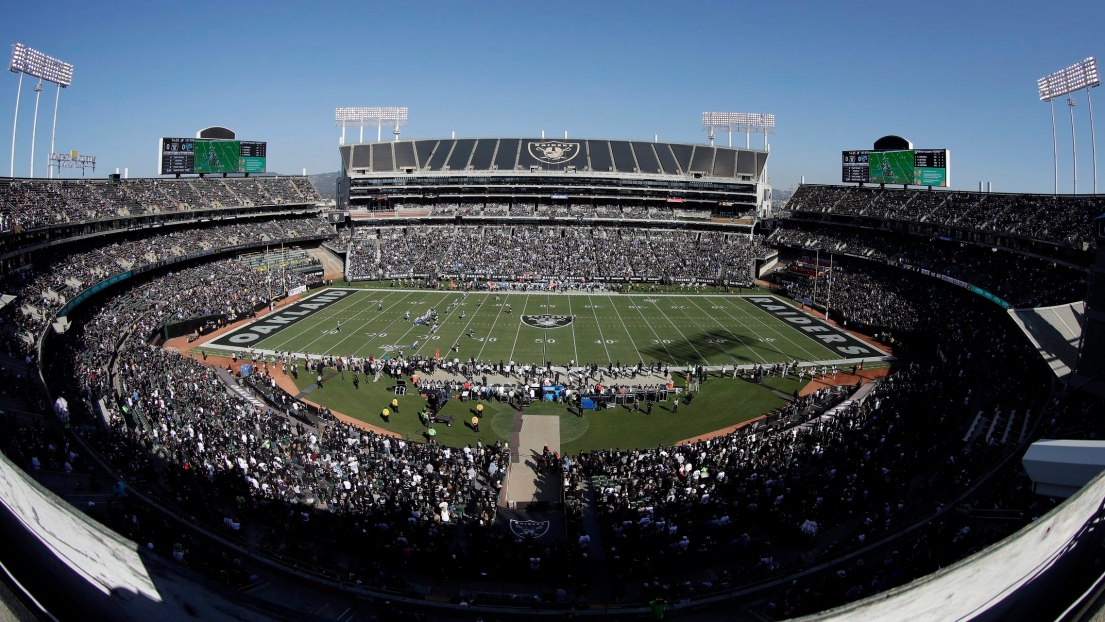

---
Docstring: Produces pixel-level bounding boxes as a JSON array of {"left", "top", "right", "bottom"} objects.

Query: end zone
[
  {"left": 742, "top": 295, "right": 888, "bottom": 359},
  {"left": 208, "top": 288, "right": 357, "bottom": 348}
]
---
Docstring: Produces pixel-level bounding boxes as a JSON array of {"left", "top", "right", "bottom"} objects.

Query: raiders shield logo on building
[
  {"left": 521, "top": 314, "right": 574, "bottom": 329},
  {"left": 510, "top": 519, "right": 551, "bottom": 538},
  {"left": 527, "top": 141, "right": 580, "bottom": 164}
]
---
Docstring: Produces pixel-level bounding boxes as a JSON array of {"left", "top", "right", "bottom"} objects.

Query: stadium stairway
[
  {"left": 578, "top": 479, "right": 607, "bottom": 562},
  {"left": 307, "top": 246, "right": 344, "bottom": 279},
  {"left": 215, "top": 367, "right": 269, "bottom": 413}
]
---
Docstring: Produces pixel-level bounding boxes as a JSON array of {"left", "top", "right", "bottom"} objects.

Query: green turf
[
  {"left": 229, "top": 289, "right": 843, "bottom": 367},
  {"left": 759, "top": 375, "right": 806, "bottom": 396},
  {"left": 287, "top": 368, "right": 790, "bottom": 453},
  {"left": 288, "top": 369, "right": 515, "bottom": 447},
  {"left": 209, "top": 288, "right": 876, "bottom": 452}
]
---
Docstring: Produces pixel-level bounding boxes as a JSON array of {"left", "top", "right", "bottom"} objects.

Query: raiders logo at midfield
[
  {"left": 510, "top": 519, "right": 551, "bottom": 539},
  {"left": 521, "top": 314, "right": 574, "bottom": 329},
  {"left": 527, "top": 141, "right": 580, "bottom": 164}
]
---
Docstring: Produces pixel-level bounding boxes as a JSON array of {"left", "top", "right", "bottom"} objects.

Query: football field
[{"left": 206, "top": 288, "right": 886, "bottom": 366}]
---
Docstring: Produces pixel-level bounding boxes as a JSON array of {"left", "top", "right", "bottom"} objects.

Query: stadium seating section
[{"left": 0, "top": 177, "right": 1101, "bottom": 617}]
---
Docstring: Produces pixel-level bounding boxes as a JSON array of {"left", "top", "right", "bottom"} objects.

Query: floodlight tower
[
  {"left": 8, "top": 43, "right": 73, "bottom": 178},
  {"left": 334, "top": 107, "right": 409, "bottom": 144},
  {"left": 1038, "top": 57, "right": 1099, "bottom": 194},
  {"left": 702, "top": 112, "right": 776, "bottom": 150},
  {"left": 29, "top": 81, "right": 41, "bottom": 177}
]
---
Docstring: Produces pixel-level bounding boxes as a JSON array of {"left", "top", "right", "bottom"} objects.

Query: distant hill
[{"left": 308, "top": 171, "right": 341, "bottom": 201}]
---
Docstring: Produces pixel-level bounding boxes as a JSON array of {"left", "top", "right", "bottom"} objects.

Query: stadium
[
  {"left": 1, "top": 124, "right": 1103, "bottom": 621},
  {"left": 0, "top": 30, "right": 1104, "bottom": 622}
]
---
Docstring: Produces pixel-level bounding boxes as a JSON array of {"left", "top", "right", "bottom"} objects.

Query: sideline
[
  {"left": 180, "top": 351, "right": 402, "bottom": 440},
  {"left": 675, "top": 366, "right": 893, "bottom": 446}
]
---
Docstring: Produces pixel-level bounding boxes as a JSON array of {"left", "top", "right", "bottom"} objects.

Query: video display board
[
  {"left": 159, "top": 138, "right": 267, "bottom": 175},
  {"left": 912, "top": 149, "right": 948, "bottom": 186},
  {"left": 841, "top": 149, "right": 949, "bottom": 186}
]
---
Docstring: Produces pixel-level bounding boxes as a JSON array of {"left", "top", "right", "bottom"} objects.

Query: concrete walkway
[{"left": 504, "top": 414, "right": 560, "bottom": 507}]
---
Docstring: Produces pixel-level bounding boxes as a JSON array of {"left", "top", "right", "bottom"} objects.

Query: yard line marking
[
  {"left": 349, "top": 290, "right": 436, "bottom": 358},
  {"left": 682, "top": 295, "right": 768, "bottom": 364},
  {"left": 634, "top": 296, "right": 709, "bottom": 365},
  {"left": 408, "top": 292, "right": 471, "bottom": 356},
  {"left": 429, "top": 292, "right": 490, "bottom": 358},
  {"left": 668, "top": 296, "right": 740, "bottom": 365},
  {"left": 543, "top": 292, "right": 552, "bottom": 363},
  {"left": 584, "top": 294, "right": 612, "bottom": 363},
  {"left": 475, "top": 291, "right": 509, "bottom": 361},
  {"left": 319, "top": 290, "right": 420, "bottom": 355},
  {"left": 566, "top": 293, "right": 580, "bottom": 365},
  {"left": 386, "top": 292, "right": 459, "bottom": 355},
  {"left": 605, "top": 295, "right": 649, "bottom": 364},
  {"left": 508, "top": 294, "right": 536, "bottom": 363}
]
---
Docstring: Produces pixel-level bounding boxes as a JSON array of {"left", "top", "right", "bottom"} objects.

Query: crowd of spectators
[
  {"left": 347, "top": 224, "right": 773, "bottom": 283},
  {"left": 783, "top": 261, "right": 923, "bottom": 331},
  {"left": 1, "top": 175, "right": 1098, "bottom": 612},
  {"left": 481, "top": 202, "right": 509, "bottom": 217},
  {"left": 0, "top": 176, "right": 320, "bottom": 232},
  {"left": 0, "top": 216, "right": 331, "bottom": 359},
  {"left": 771, "top": 224, "right": 1086, "bottom": 308},
  {"left": 567, "top": 269, "right": 1055, "bottom": 609},
  {"left": 359, "top": 201, "right": 700, "bottom": 221},
  {"left": 39, "top": 257, "right": 512, "bottom": 585},
  {"left": 3, "top": 222, "right": 1093, "bottom": 614},
  {"left": 785, "top": 184, "right": 1103, "bottom": 248}
]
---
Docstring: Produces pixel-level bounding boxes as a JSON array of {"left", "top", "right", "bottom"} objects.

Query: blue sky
[{"left": 1, "top": 0, "right": 1102, "bottom": 193}]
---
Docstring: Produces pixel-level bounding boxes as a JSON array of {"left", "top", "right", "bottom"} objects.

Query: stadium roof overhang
[
  {"left": 1007, "top": 302, "right": 1084, "bottom": 380},
  {"left": 339, "top": 137, "right": 769, "bottom": 183}
]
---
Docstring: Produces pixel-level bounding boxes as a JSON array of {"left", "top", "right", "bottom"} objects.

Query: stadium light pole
[
  {"left": 8, "top": 43, "right": 73, "bottom": 179},
  {"left": 1050, "top": 99, "right": 1058, "bottom": 195},
  {"left": 48, "top": 83, "right": 59, "bottom": 178},
  {"left": 702, "top": 112, "right": 775, "bottom": 152},
  {"left": 1038, "top": 58, "right": 1099, "bottom": 194},
  {"left": 335, "top": 107, "right": 408, "bottom": 145},
  {"left": 9, "top": 70, "right": 21, "bottom": 177},
  {"left": 1069, "top": 96, "right": 1078, "bottom": 194},
  {"left": 29, "top": 80, "right": 41, "bottom": 177},
  {"left": 1089, "top": 84, "right": 1099, "bottom": 194}
]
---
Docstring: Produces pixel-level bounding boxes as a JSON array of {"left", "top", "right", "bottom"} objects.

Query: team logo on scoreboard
[
  {"left": 510, "top": 519, "right": 551, "bottom": 538},
  {"left": 527, "top": 141, "right": 580, "bottom": 164},
  {"left": 521, "top": 314, "right": 574, "bottom": 329}
]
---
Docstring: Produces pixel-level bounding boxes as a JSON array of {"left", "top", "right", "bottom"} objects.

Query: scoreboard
[
  {"left": 841, "top": 148, "right": 949, "bottom": 186},
  {"left": 912, "top": 149, "right": 948, "bottom": 187},
  {"left": 159, "top": 138, "right": 267, "bottom": 175},
  {"left": 160, "top": 137, "right": 195, "bottom": 175},
  {"left": 841, "top": 150, "right": 869, "bottom": 183}
]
